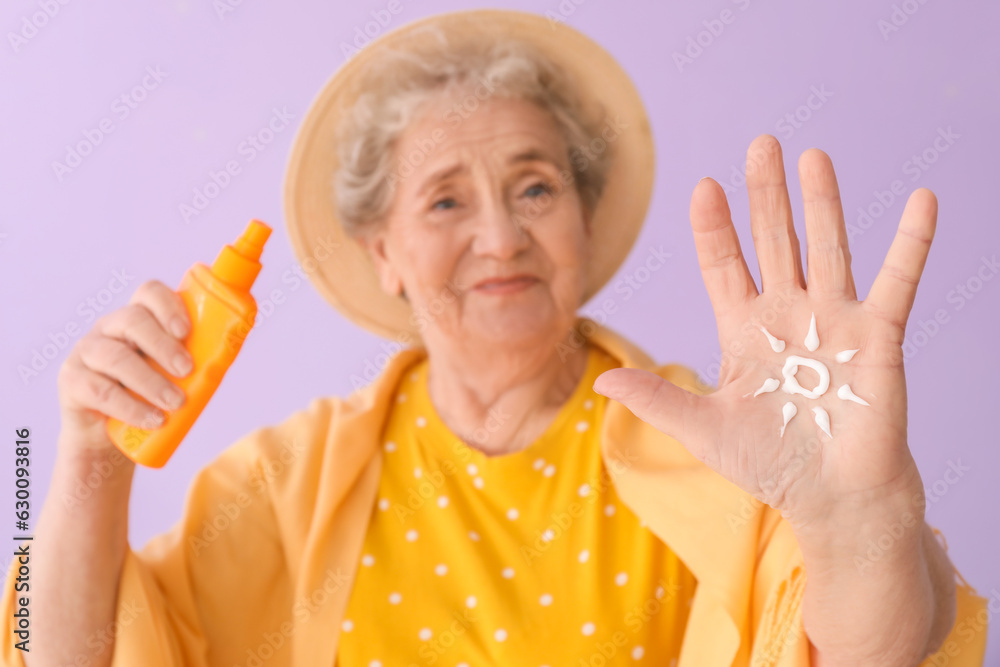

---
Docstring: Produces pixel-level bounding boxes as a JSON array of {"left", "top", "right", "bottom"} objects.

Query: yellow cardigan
[{"left": 1, "top": 318, "right": 988, "bottom": 666}]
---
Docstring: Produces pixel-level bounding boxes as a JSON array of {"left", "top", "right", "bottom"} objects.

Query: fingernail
[
  {"left": 170, "top": 316, "right": 189, "bottom": 338},
  {"left": 161, "top": 385, "right": 185, "bottom": 410},
  {"left": 173, "top": 352, "right": 193, "bottom": 377},
  {"left": 146, "top": 410, "right": 165, "bottom": 429}
]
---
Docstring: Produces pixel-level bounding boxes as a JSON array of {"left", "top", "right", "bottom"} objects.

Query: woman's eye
[
  {"left": 524, "top": 182, "right": 553, "bottom": 198},
  {"left": 431, "top": 197, "right": 457, "bottom": 211}
]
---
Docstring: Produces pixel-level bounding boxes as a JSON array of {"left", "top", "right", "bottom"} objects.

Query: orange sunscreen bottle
[{"left": 106, "top": 219, "right": 271, "bottom": 468}]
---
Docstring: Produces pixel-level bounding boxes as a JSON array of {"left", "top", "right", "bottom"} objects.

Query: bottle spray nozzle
[
  {"left": 234, "top": 220, "right": 271, "bottom": 260},
  {"left": 211, "top": 219, "right": 272, "bottom": 290}
]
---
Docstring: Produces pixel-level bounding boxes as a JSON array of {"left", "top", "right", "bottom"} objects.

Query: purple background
[{"left": 2, "top": 0, "right": 997, "bottom": 659}]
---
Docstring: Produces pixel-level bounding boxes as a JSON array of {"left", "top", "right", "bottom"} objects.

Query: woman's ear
[{"left": 356, "top": 228, "right": 405, "bottom": 298}]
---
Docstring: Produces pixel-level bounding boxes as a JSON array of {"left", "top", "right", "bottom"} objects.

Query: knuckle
[
  {"left": 86, "top": 374, "right": 118, "bottom": 406},
  {"left": 131, "top": 280, "right": 159, "bottom": 302},
  {"left": 92, "top": 311, "right": 115, "bottom": 333},
  {"left": 119, "top": 303, "right": 150, "bottom": 330},
  {"left": 106, "top": 339, "right": 136, "bottom": 367},
  {"left": 75, "top": 331, "right": 100, "bottom": 361},
  {"left": 56, "top": 360, "right": 78, "bottom": 390},
  {"left": 89, "top": 337, "right": 135, "bottom": 372}
]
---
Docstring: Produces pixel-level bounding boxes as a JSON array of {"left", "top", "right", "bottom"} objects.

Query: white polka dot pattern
[{"left": 336, "top": 350, "right": 693, "bottom": 664}]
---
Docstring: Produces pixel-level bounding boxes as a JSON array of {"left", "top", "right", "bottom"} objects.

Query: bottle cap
[{"left": 212, "top": 220, "right": 271, "bottom": 290}]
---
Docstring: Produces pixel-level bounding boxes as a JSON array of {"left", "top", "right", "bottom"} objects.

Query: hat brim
[{"left": 283, "top": 8, "right": 654, "bottom": 342}]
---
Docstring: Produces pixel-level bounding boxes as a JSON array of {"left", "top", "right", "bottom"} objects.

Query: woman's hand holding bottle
[{"left": 55, "top": 279, "right": 192, "bottom": 456}]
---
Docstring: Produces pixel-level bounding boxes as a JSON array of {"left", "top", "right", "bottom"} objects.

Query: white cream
[
  {"left": 837, "top": 383, "right": 870, "bottom": 406},
  {"left": 804, "top": 312, "right": 819, "bottom": 352},
  {"left": 781, "top": 355, "right": 830, "bottom": 399},
  {"left": 759, "top": 326, "right": 786, "bottom": 353},
  {"left": 753, "top": 377, "right": 780, "bottom": 397},
  {"left": 835, "top": 349, "right": 859, "bottom": 363},
  {"left": 812, "top": 406, "right": 832, "bottom": 438},
  {"left": 779, "top": 401, "right": 797, "bottom": 437},
  {"left": 758, "top": 314, "right": 871, "bottom": 441}
]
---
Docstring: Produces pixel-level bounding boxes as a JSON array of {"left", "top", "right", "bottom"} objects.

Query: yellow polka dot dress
[{"left": 336, "top": 345, "right": 697, "bottom": 665}]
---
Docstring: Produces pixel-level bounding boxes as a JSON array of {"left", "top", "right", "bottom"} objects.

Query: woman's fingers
[
  {"left": 110, "top": 284, "right": 194, "bottom": 378},
  {"left": 70, "top": 282, "right": 192, "bottom": 426},
  {"left": 864, "top": 188, "right": 938, "bottom": 330},
  {"left": 690, "top": 176, "right": 759, "bottom": 313},
  {"left": 127, "top": 279, "right": 191, "bottom": 341},
  {"left": 59, "top": 355, "right": 168, "bottom": 430},
  {"left": 746, "top": 134, "right": 806, "bottom": 292},
  {"left": 798, "top": 148, "right": 857, "bottom": 300},
  {"left": 55, "top": 279, "right": 193, "bottom": 452},
  {"left": 77, "top": 332, "right": 184, "bottom": 414}
]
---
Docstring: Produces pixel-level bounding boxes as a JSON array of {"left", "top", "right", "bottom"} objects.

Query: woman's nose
[{"left": 471, "top": 197, "right": 530, "bottom": 260}]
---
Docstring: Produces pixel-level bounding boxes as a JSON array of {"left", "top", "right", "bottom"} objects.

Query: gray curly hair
[{"left": 332, "top": 25, "right": 615, "bottom": 238}]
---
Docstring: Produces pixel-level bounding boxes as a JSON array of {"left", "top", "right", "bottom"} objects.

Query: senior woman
[{"left": 4, "top": 9, "right": 988, "bottom": 667}]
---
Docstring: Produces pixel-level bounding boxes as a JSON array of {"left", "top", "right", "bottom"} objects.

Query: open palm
[{"left": 594, "top": 134, "right": 932, "bottom": 531}]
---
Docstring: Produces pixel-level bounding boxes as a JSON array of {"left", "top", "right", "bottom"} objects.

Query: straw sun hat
[{"left": 282, "top": 8, "right": 654, "bottom": 341}]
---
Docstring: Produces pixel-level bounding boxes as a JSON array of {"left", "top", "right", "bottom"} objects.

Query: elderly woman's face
[{"left": 364, "top": 96, "right": 592, "bottom": 347}]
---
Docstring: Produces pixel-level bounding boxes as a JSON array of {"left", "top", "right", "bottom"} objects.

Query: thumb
[{"left": 592, "top": 368, "right": 710, "bottom": 458}]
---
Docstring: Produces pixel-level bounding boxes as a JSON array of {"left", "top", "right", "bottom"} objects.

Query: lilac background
[{"left": 2, "top": 0, "right": 998, "bottom": 659}]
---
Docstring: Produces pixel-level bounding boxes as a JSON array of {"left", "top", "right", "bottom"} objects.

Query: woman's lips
[{"left": 472, "top": 276, "right": 538, "bottom": 294}]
